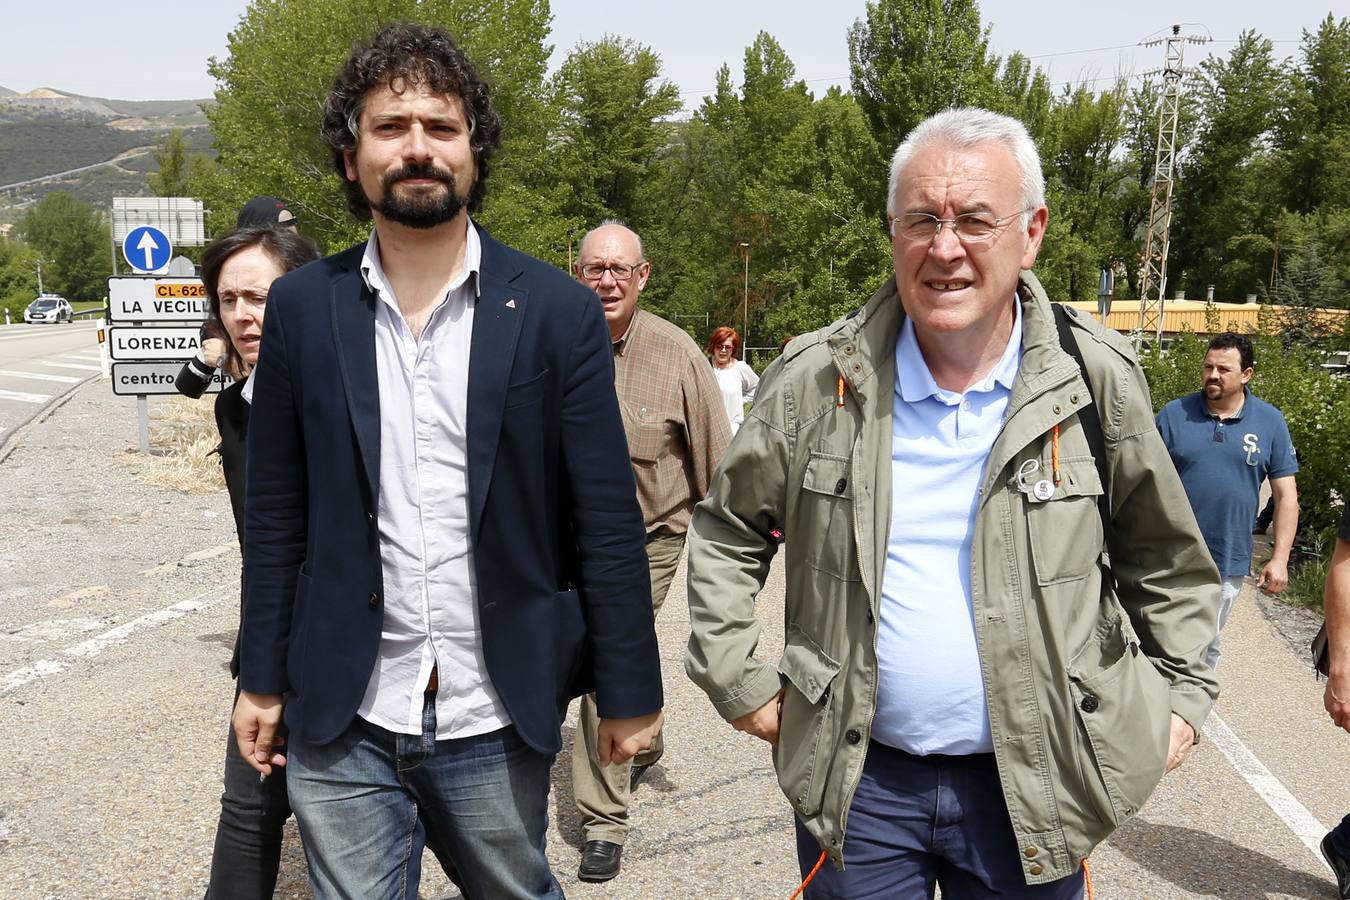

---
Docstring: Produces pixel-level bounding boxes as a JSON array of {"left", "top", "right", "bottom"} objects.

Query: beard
[{"left": 371, "top": 162, "right": 468, "bottom": 229}]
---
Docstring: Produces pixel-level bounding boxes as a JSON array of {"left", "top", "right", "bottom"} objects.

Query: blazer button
[
  {"left": 367, "top": 513, "right": 375, "bottom": 527},
  {"left": 369, "top": 592, "right": 380, "bottom": 609},
  {"left": 1080, "top": 694, "right": 1099, "bottom": 713},
  {"left": 834, "top": 478, "right": 847, "bottom": 495},
  {"left": 846, "top": 729, "right": 862, "bottom": 745},
  {"left": 1029, "top": 864, "right": 1043, "bottom": 876},
  {"left": 1024, "top": 846, "right": 1038, "bottom": 859}
]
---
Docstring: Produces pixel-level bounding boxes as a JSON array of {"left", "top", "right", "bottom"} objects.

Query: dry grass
[{"left": 130, "top": 395, "right": 226, "bottom": 493}]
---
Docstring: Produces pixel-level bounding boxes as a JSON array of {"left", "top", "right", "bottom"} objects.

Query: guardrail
[{"left": 72, "top": 308, "right": 107, "bottom": 320}]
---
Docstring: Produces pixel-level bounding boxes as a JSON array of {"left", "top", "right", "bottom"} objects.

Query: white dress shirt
[{"left": 355, "top": 221, "right": 511, "bottom": 739}]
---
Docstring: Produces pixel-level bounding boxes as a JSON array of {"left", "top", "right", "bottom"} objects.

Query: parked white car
[{"left": 24, "top": 294, "right": 74, "bottom": 324}]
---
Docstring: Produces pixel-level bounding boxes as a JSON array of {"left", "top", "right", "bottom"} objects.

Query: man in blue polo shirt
[{"left": 1156, "top": 331, "right": 1299, "bottom": 669}]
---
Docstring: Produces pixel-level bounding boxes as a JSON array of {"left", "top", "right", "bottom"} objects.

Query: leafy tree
[
  {"left": 550, "top": 35, "right": 682, "bottom": 227},
  {"left": 13, "top": 191, "right": 112, "bottom": 301},
  {"left": 1277, "top": 15, "right": 1350, "bottom": 214},
  {"left": 847, "top": 0, "right": 1003, "bottom": 161},
  {"left": 148, "top": 129, "right": 212, "bottom": 197},
  {"left": 1170, "top": 32, "right": 1286, "bottom": 300},
  {"left": 0, "top": 236, "right": 42, "bottom": 320}
]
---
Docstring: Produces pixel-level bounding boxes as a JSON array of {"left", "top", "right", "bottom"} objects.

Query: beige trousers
[{"left": 571, "top": 531, "right": 684, "bottom": 844}]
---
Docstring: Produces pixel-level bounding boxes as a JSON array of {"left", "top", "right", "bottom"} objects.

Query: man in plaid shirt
[{"left": 569, "top": 221, "right": 733, "bottom": 883}]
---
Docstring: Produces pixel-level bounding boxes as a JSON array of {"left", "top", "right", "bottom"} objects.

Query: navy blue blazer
[{"left": 240, "top": 226, "right": 662, "bottom": 753}]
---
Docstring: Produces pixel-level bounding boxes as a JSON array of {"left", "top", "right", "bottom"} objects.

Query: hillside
[{"left": 0, "top": 88, "right": 214, "bottom": 225}]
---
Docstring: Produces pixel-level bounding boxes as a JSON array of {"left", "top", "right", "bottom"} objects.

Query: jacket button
[
  {"left": 1024, "top": 847, "right": 1038, "bottom": 859},
  {"left": 1070, "top": 393, "right": 1080, "bottom": 404},
  {"left": 367, "top": 513, "right": 375, "bottom": 527},
  {"left": 369, "top": 592, "right": 379, "bottom": 608},
  {"left": 834, "top": 478, "right": 847, "bottom": 494},
  {"left": 844, "top": 345, "right": 855, "bottom": 356},
  {"left": 846, "top": 729, "right": 862, "bottom": 744},
  {"left": 1053, "top": 404, "right": 1062, "bottom": 415},
  {"left": 1029, "top": 864, "right": 1043, "bottom": 876},
  {"left": 852, "top": 363, "right": 862, "bottom": 373},
  {"left": 1081, "top": 694, "right": 1099, "bottom": 713}
]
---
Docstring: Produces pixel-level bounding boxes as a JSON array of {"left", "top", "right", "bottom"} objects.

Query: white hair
[
  {"left": 579, "top": 219, "right": 644, "bottom": 262},
  {"left": 886, "top": 107, "right": 1045, "bottom": 229}
]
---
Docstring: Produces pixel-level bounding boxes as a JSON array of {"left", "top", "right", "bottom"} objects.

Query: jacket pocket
[
  {"left": 797, "top": 452, "right": 861, "bottom": 582},
  {"left": 1026, "top": 457, "right": 1104, "bottom": 585},
  {"left": 504, "top": 369, "right": 549, "bottom": 408},
  {"left": 775, "top": 626, "right": 842, "bottom": 817},
  {"left": 1067, "top": 613, "right": 1171, "bottom": 827}
]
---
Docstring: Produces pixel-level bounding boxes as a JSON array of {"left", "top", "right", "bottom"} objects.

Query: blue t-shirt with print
[{"left": 1156, "top": 390, "right": 1298, "bottom": 578}]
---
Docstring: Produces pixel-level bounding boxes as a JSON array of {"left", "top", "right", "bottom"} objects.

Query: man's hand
[
  {"left": 1326, "top": 674, "right": 1350, "bottom": 732},
  {"left": 1258, "top": 558, "right": 1290, "bottom": 594},
  {"left": 597, "top": 711, "right": 664, "bottom": 766},
  {"left": 1165, "top": 712, "right": 1196, "bottom": 773},
  {"left": 730, "top": 688, "right": 785, "bottom": 746},
  {"left": 233, "top": 690, "right": 286, "bottom": 776}
]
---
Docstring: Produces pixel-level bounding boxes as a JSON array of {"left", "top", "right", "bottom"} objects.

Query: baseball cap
[{"left": 236, "top": 196, "right": 298, "bottom": 229}]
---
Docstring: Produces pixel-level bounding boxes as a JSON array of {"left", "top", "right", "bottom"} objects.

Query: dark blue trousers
[{"left": 796, "top": 741, "right": 1085, "bottom": 899}]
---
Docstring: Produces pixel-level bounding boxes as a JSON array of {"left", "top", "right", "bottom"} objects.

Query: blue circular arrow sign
[{"left": 123, "top": 226, "right": 173, "bottom": 273}]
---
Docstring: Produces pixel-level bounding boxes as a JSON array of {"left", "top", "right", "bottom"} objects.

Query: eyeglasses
[
  {"left": 889, "top": 209, "right": 1031, "bottom": 244},
  {"left": 580, "top": 262, "right": 643, "bottom": 282}
]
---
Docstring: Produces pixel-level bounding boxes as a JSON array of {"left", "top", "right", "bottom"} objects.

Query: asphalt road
[
  {"left": 0, "top": 378, "right": 1347, "bottom": 899},
  {"left": 0, "top": 321, "right": 102, "bottom": 448}
]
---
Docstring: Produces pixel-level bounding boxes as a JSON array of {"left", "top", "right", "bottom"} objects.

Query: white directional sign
[
  {"left": 108, "top": 327, "right": 202, "bottom": 361},
  {"left": 123, "top": 226, "right": 173, "bottom": 273},
  {"left": 111, "top": 362, "right": 234, "bottom": 397},
  {"left": 108, "top": 277, "right": 209, "bottom": 323}
]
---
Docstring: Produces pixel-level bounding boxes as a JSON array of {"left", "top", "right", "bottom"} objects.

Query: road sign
[
  {"left": 112, "top": 197, "right": 206, "bottom": 247},
  {"left": 107, "top": 277, "right": 208, "bottom": 323},
  {"left": 111, "top": 361, "right": 233, "bottom": 396},
  {"left": 122, "top": 226, "right": 172, "bottom": 273},
  {"left": 107, "top": 326, "right": 203, "bottom": 361}
]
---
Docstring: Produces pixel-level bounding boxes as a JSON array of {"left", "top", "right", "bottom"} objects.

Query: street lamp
[{"left": 739, "top": 241, "right": 750, "bottom": 360}]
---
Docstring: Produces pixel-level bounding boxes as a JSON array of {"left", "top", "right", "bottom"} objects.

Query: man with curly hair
[{"left": 232, "top": 22, "right": 663, "bottom": 899}]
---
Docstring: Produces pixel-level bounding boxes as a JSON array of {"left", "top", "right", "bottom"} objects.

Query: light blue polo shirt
[{"left": 872, "top": 302, "right": 1022, "bottom": 756}]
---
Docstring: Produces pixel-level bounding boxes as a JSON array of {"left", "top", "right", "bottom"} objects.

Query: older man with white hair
[{"left": 684, "top": 107, "right": 1220, "bottom": 897}]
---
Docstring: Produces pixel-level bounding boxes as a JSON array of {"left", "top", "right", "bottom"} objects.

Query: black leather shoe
[
  {"left": 1323, "top": 833, "right": 1350, "bottom": 899},
  {"left": 578, "top": 840, "right": 623, "bottom": 883},
  {"left": 629, "top": 761, "right": 653, "bottom": 792}
]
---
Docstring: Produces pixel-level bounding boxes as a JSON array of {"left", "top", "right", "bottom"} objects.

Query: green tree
[
  {"left": 847, "top": 0, "right": 1003, "bottom": 161},
  {"left": 0, "top": 236, "right": 42, "bottom": 320},
  {"left": 148, "top": 129, "right": 212, "bottom": 197},
  {"left": 1277, "top": 15, "right": 1350, "bottom": 214},
  {"left": 14, "top": 192, "right": 112, "bottom": 301},
  {"left": 550, "top": 35, "right": 682, "bottom": 227},
  {"left": 1170, "top": 32, "right": 1286, "bottom": 300}
]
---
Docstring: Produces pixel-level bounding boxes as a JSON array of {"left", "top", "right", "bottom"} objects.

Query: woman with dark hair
[
  {"left": 201, "top": 225, "right": 319, "bottom": 899},
  {"left": 706, "top": 326, "right": 759, "bottom": 434}
]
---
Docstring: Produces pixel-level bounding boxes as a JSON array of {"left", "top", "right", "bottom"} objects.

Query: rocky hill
[{"left": 0, "top": 87, "right": 213, "bottom": 225}]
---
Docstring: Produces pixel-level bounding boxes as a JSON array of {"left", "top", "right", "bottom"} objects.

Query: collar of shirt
[
  {"left": 241, "top": 368, "right": 256, "bottom": 405},
  {"left": 1204, "top": 386, "right": 1250, "bottom": 422},
  {"left": 358, "top": 217, "right": 482, "bottom": 311},
  {"left": 895, "top": 295, "right": 1023, "bottom": 406},
  {"left": 612, "top": 309, "right": 644, "bottom": 357}
]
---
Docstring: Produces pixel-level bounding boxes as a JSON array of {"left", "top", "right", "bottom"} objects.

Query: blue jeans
[
  {"left": 1206, "top": 575, "right": 1246, "bottom": 670},
  {"left": 288, "top": 695, "right": 564, "bottom": 900},
  {"left": 796, "top": 741, "right": 1084, "bottom": 899}
]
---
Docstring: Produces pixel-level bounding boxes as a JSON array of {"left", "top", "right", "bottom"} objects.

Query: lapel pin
[{"left": 505, "top": 298, "right": 516, "bottom": 309}]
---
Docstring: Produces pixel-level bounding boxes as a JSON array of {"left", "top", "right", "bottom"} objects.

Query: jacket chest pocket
[
  {"left": 797, "top": 452, "right": 861, "bottom": 582},
  {"left": 1024, "top": 457, "right": 1105, "bottom": 585}
]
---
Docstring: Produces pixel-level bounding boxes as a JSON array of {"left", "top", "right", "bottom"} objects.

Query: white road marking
[
  {"left": 0, "top": 582, "right": 232, "bottom": 694},
  {"left": 68, "top": 354, "right": 102, "bottom": 362},
  {"left": 0, "top": 369, "right": 81, "bottom": 384},
  {"left": 37, "top": 361, "right": 101, "bottom": 372},
  {"left": 1204, "top": 712, "right": 1331, "bottom": 871},
  {"left": 1, "top": 617, "right": 108, "bottom": 643},
  {"left": 0, "top": 388, "right": 50, "bottom": 404}
]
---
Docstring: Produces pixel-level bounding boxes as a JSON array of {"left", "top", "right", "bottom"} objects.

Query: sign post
[{"left": 105, "top": 273, "right": 232, "bottom": 452}]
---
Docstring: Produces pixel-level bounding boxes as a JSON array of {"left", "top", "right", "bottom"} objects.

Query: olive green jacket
[{"left": 684, "top": 272, "right": 1220, "bottom": 883}]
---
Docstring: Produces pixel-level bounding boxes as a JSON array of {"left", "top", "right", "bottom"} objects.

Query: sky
[{"left": 0, "top": 1, "right": 1338, "bottom": 104}]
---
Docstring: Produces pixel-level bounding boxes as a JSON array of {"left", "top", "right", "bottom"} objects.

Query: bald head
[
  {"left": 575, "top": 220, "right": 651, "bottom": 341},
  {"left": 578, "top": 221, "right": 644, "bottom": 261}
]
